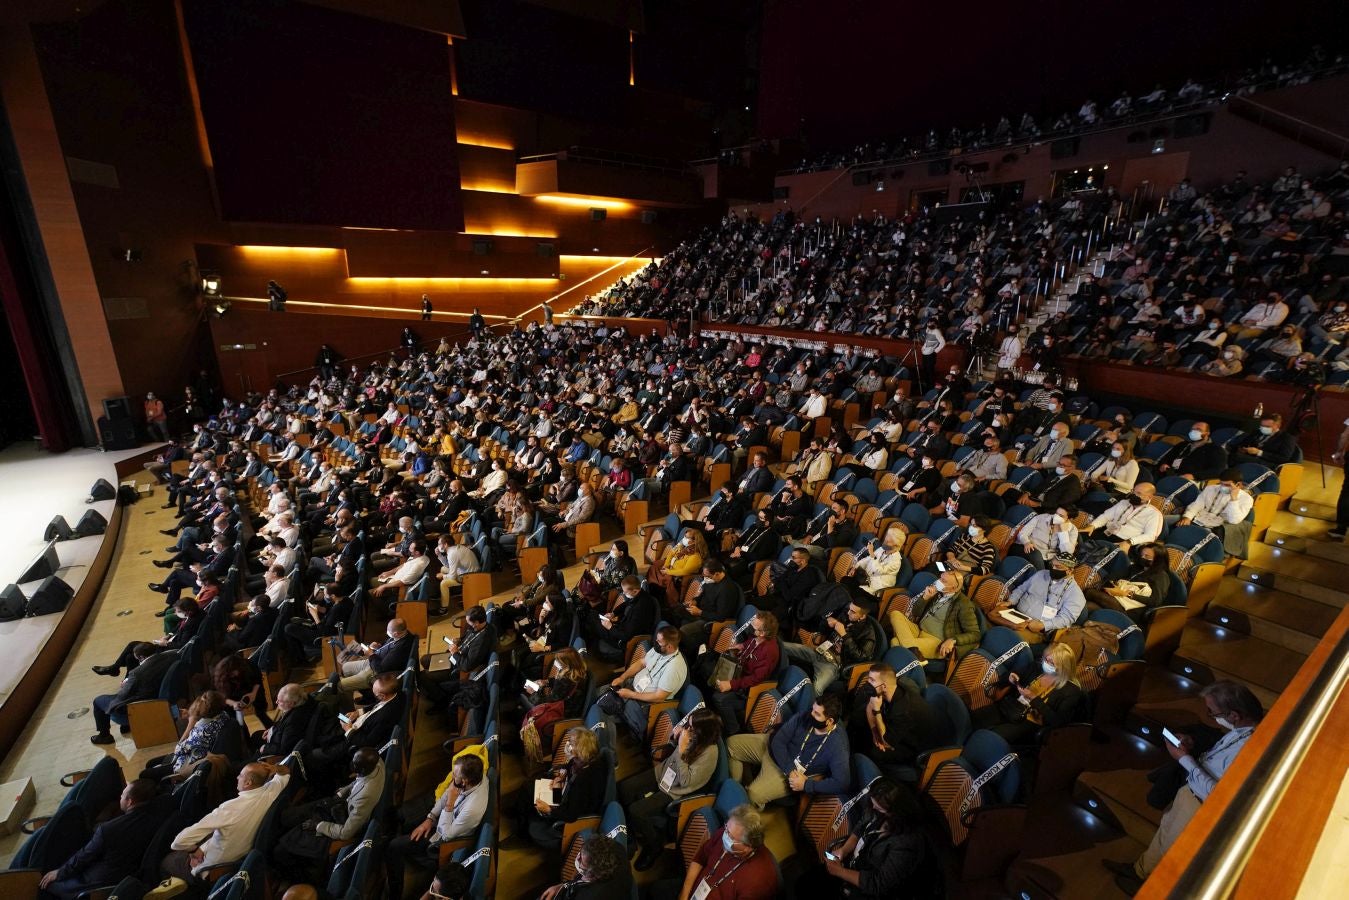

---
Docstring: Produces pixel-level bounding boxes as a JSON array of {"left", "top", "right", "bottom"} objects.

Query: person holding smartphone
[{"left": 798, "top": 777, "right": 932, "bottom": 899}]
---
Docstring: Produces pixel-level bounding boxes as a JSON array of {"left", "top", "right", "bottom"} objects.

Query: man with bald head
[
  {"left": 1084, "top": 482, "right": 1164, "bottom": 551},
  {"left": 1154, "top": 421, "right": 1228, "bottom": 482},
  {"left": 275, "top": 747, "right": 386, "bottom": 881},
  {"left": 164, "top": 760, "right": 290, "bottom": 887}
]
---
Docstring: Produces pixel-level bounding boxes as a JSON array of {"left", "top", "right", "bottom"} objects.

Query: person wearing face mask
[
  {"left": 599, "top": 539, "right": 636, "bottom": 588},
  {"left": 1200, "top": 342, "right": 1244, "bottom": 377},
  {"left": 1236, "top": 413, "right": 1298, "bottom": 469},
  {"left": 1104, "top": 681, "right": 1263, "bottom": 895},
  {"left": 845, "top": 526, "right": 908, "bottom": 595},
  {"left": 899, "top": 455, "right": 943, "bottom": 505},
  {"left": 802, "top": 777, "right": 935, "bottom": 900},
  {"left": 274, "top": 747, "right": 386, "bottom": 884},
  {"left": 1175, "top": 468, "right": 1254, "bottom": 557},
  {"left": 331, "top": 617, "right": 413, "bottom": 695},
  {"left": 726, "top": 696, "right": 851, "bottom": 808},
  {"left": 649, "top": 805, "right": 780, "bottom": 900},
  {"left": 608, "top": 626, "right": 689, "bottom": 744},
  {"left": 540, "top": 834, "right": 633, "bottom": 900},
  {"left": 839, "top": 433, "right": 889, "bottom": 480},
  {"left": 965, "top": 436, "right": 1009, "bottom": 484},
  {"left": 903, "top": 419, "right": 951, "bottom": 462},
  {"left": 386, "top": 754, "right": 488, "bottom": 900},
  {"left": 370, "top": 539, "right": 431, "bottom": 613},
  {"left": 889, "top": 570, "right": 982, "bottom": 662},
  {"left": 647, "top": 528, "right": 707, "bottom": 606},
  {"left": 936, "top": 515, "right": 998, "bottom": 575},
  {"left": 417, "top": 606, "right": 495, "bottom": 709},
  {"left": 990, "top": 556, "right": 1086, "bottom": 644},
  {"left": 674, "top": 560, "right": 744, "bottom": 657},
  {"left": 1088, "top": 440, "right": 1139, "bottom": 505},
  {"left": 1014, "top": 506, "right": 1081, "bottom": 567},
  {"left": 1083, "top": 482, "right": 1163, "bottom": 552},
  {"left": 1017, "top": 423, "right": 1072, "bottom": 471},
  {"left": 973, "top": 641, "right": 1085, "bottom": 742},
  {"left": 1086, "top": 542, "right": 1171, "bottom": 618},
  {"left": 1229, "top": 291, "right": 1290, "bottom": 341},
  {"left": 768, "top": 547, "right": 826, "bottom": 626},
  {"left": 782, "top": 597, "right": 879, "bottom": 693},
  {"left": 1022, "top": 454, "right": 1084, "bottom": 511},
  {"left": 621, "top": 708, "right": 724, "bottom": 868},
  {"left": 685, "top": 483, "right": 751, "bottom": 543},
  {"left": 1310, "top": 299, "right": 1349, "bottom": 346},
  {"left": 1153, "top": 421, "right": 1228, "bottom": 482},
  {"left": 585, "top": 575, "right": 659, "bottom": 663}
]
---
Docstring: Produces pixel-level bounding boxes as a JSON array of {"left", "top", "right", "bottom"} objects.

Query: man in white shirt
[
  {"left": 164, "top": 761, "right": 291, "bottom": 884},
  {"left": 386, "top": 754, "right": 489, "bottom": 899},
  {"left": 1177, "top": 469, "right": 1254, "bottom": 534},
  {"left": 798, "top": 387, "right": 828, "bottom": 421},
  {"left": 371, "top": 540, "right": 431, "bottom": 601},
  {"left": 997, "top": 332, "right": 1023, "bottom": 372},
  {"left": 1229, "top": 292, "right": 1289, "bottom": 340},
  {"left": 1016, "top": 506, "right": 1080, "bottom": 563},
  {"left": 1084, "top": 484, "right": 1163, "bottom": 551}
]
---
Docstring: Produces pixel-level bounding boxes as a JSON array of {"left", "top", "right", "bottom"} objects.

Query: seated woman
[
  {"left": 647, "top": 529, "right": 707, "bottom": 607},
  {"left": 597, "top": 456, "right": 633, "bottom": 509},
  {"left": 838, "top": 432, "right": 889, "bottom": 480},
  {"left": 513, "top": 590, "right": 575, "bottom": 679},
  {"left": 972, "top": 641, "right": 1086, "bottom": 744},
  {"left": 724, "top": 508, "right": 782, "bottom": 584},
  {"left": 681, "top": 483, "right": 751, "bottom": 548},
  {"left": 1082, "top": 440, "right": 1139, "bottom": 515},
  {"left": 213, "top": 651, "right": 271, "bottom": 729},
  {"left": 1085, "top": 541, "right": 1171, "bottom": 620},
  {"left": 843, "top": 525, "right": 907, "bottom": 595},
  {"left": 503, "top": 565, "right": 565, "bottom": 634},
  {"left": 492, "top": 496, "right": 536, "bottom": 560},
  {"left": 139, "top": 690, "right": 229, "bottom": 782},
  {"left": 523, "top": 725, "right": 608, "bottom": 851},
  {"left": 930, "top": 515, "right": 997, "bottom": 577},
  {"left": 619, "top": 707, "right": 723, "bottom": 870}
]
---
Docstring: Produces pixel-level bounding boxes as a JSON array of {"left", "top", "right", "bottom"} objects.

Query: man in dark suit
[
  {"left": 39, "top": 779, "right": 164, "bottom": 899},
  {"left": 735, "top": 453, "right": 775, "bottom": 497},
  {"left": 674, "top": 559, "right": 744, "bottom": 660},
  {"left": 335, "top": 618, "right": 415, "bottom": 695},
  {"left": 1236, "top": 413, "right": 1298, "bottom": 469},
  {"left": 256, "top": 683, "right": 344, "bottom": 760},
  {"left": 1026, "top": 455, "right": 1086, "bottom": 510},
  {"left": 905, "top": 419, "right": 952, "bottom": 461},
  {"left": 1156, "top": 421, "right": 1229, "bottom": 481},
  {"left": 90, "top": 645, "right": 178, "bottom": 744},
  {"left": 418, "top": 606, "right": 496, "bottom": 707},
  {"left": 589, "top": 576, "right": 660, "bottom": 663}
]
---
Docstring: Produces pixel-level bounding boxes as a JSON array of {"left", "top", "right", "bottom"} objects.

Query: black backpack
[{"left": 796, "top": 581, "right": 852, "bottom": 628}]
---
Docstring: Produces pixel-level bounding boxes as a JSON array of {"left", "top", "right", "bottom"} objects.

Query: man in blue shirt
[
  {"left": 989, "top": 555, "right": 1085, "bottom": 644},
  {"left": 726, "top": 694, "right": 850, "bottom": 807}
]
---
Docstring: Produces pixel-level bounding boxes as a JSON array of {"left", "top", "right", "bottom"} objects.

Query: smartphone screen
[
  {"left": 935, "top": 562, "right": 946, "bottom": 572},
  {"left": 1162, "top": 728, "right": 1181, "bottom": 747},
  {"left": 338, "top": 713, "right": 351, "bottom": 725},
  {"left": 824, "top": 850, "right": 839, "bottom": 862}
]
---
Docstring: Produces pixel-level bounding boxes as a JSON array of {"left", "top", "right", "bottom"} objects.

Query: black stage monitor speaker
[
  {"left": 98, "top": 418, "right": 137, "bottom": 451},
  {"left": 20, "top": 541, "right": 61, "bottom": 582},
  {"left": 103, "top": 396, "right": 132, "bottom": 420},
  {"left": 25, "top": 576, "right": 74, "bottom": 617},
  {"left": 0, "top": 585, "right": 25, "bottom": 622},
  {"left": 75, "top": 509, "right": 108, "bottom": 537},
  {"left": 88, "top": 478, "right": 117, "bottom": 501},
  {"left": 45, "top": 515, "right": 73, "bottom": 541},
  {"left": 589, "top": 208, "right": 607, "bottom": 221}
]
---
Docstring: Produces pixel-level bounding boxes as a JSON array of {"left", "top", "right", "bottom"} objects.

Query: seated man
[
  {"left": 672, "top": 560, "right": 743, "bottom": 659},
  {"left": 163, "top": 760, "right": 291, "bottom": 890},
  {"left": 312, "top": 673, "right": 408, "bottom": 779},
  {"left": 726, "top": 695, "right": 850, "bottom": 808},
  {"left": 584, "top": 575, "right": 659, "bottom": 664},
  {"left": 89, "top": 644, "right": 179, "bottom": 745},
  {"left": 1015, "top": 505, "right": 1080, "bottom": 567},
  {"left": 796, "top": 497, "right": 858, "bottom": 562},
  {"left": 607, "top": 625, "right": 688, "bottom": 743},
  {"left": 1174, "top": 468, "right": 1254, "bottom": 557},
  {"left": 1236, "top": 413, "right": 1298, "bottom": 469},
  {"left": 769, "top": 547, "right": 825, "bottom": 625},
  {"left": 649, "top": 805, "right": 780, "bottom": 900},
  {"left": 386, "top": 753, "right": 489, "bottom": 900},
  {"left": 369, "top": 539, "right": 430, "bottom": 612},
  {"left": 1083, "top": 483, "right": 1163, "bottom": 552},
  {"left": 853, "top": 663, "right": 937, "bottom": 779},
  {"left": 38, "top": 779, "right": 163, "bottom": 900},
  {"left": 539, "top": 834, "right": 634, "bottom": 900},
  {"left": 1153, "top": 421, "right": 1228, "bottom": 482},
  {"left": 781, "top": 597, "right": 878, "bottom": 693},
  {"left": 1104, "top": 681, "right": 1263, "bottom": 894},
  {"left": 418, "top": 605, "right": 497, "bottom": 709},
  {"left": 256, "top": 683, "right": 343, "bottom": 761},
  {"left": 888, "top": 570, "right": 983, "bottom": 663},
  {"left": 274, "top": 747, "right": 386, "bottom": 884},
  {"left": 988, "top": 555, "right": 1085, "bottom": 644},
  {"left": 706, "top": 612, "right": 782, "bottom": 736},
  {"left": 1022, "top": 455, "right": 1084, "bottom": 510},
  {"left": 334, "top": 617, "right": 414, "bottom": 696}
]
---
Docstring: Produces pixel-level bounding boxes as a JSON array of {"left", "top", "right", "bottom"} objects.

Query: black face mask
[
  {"left": 1050, "top": 568, "right": 1069, "bottom": 580},
  {"left": 1128, "top": 494, "right": 1145, "bottom": 506}
]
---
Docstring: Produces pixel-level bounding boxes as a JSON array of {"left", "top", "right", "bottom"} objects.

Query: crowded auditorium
[{"left": 1, "top": 2, "right": 1348, "bottom": 899}]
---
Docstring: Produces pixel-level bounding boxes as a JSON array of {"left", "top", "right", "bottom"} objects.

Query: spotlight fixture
[
  {"left": 211, "top": 299, "right": 231, "bottom": 317},
  {"left": 200, "top": 271, "right": 222, "bottom": 297}
]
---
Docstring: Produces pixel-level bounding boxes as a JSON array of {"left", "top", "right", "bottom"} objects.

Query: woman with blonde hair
[
  {"left": 524, "top": 725, "right": 608, "bottom": 849},
  {"left": 972, "top": 641, "right": 1086, "bottom": 743},
  {"left": 846, "top": 524, "right": 907, "bottom": 595},
  {"left": 647, "top": 528, "right": 707, "bottom": 606}
]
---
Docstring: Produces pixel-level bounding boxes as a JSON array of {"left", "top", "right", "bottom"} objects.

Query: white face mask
[
  {"left": 949, "top": 483, "right": 962, "bottom": 495},
  {"left": 1042, "top": 661, "right": 1057, "bottom": 676},
  {"left": 1110, "top": 449, "right": 1123, "bottom": 458},
  {"left": 1054, "top": 466, "right": 1066, "bottom": 476},
  {"left": 1215, "top": 715, "right": 1235, "bottom": 731},
  {"left": 968, "top": 526, "right": 981, "bottom": 538},
  {"left": 1051, "top": 514, "right": 1064, "bottom": 525},
  {"left": 1189, "top": 430, "right": 1204, "bottom": 442},
  {"left": 1259, "top": 426, "right": 1273, "bottom": 436}
]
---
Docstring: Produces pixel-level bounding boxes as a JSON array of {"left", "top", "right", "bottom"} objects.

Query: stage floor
[{"left": 0, "top": 443, "right": 149, "bottom": 705}]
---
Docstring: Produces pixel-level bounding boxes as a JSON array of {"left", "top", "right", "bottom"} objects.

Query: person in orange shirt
[{"left": 144, "top": 392, "right": 170, "bottom": 442}]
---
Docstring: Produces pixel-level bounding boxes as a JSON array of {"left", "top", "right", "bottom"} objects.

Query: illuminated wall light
[
  {"left": 466, "top": 230, "right": 559, "bottom": 240},
  {"left": 229, "top": 296, "right": 514, "bottom": 319},
  {"left": 534, "top": 195, "right": 632, "bottom": 211},
  {"left": 462, "top": 184, "right": 519, "bottom": 194},
  {"left": 237, "top": 245, "right": 343, "bottom": 255},
  {"left": 456, "top": 136, "right": 515, "bottom": 151},
  {"left": 347, "top": 276, "right": 558, "bottom": 284}
]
